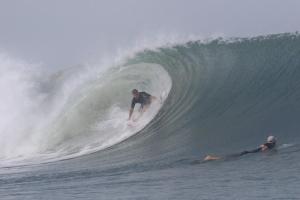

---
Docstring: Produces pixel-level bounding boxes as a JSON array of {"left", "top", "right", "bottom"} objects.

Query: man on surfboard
[
  {"left": 204, "top": 135, "right": 277, "bottom": 161},
  {"left": 128, "top": 89, "right": 157, "bottom": 120}
]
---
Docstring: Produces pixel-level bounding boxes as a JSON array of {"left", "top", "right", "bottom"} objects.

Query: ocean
[{"left": 0, "top": 33, "right": 300, "bottom": 199}]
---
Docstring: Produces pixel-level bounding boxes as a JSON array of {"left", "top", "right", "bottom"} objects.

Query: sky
[{"left": 0, "top": 0, "right": 299, "bottom": 69}]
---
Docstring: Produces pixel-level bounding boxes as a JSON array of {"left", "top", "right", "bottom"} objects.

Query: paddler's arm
[{"left": 260, "top": 144, "right": 269, "bottom": 151}]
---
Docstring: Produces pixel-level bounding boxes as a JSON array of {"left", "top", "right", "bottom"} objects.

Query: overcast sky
[{"left": 0, "top": 0, "right": 299, "bottom": 69}]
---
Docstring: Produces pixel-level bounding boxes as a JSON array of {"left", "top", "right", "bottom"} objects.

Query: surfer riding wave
[{"left": 128, "top": 89, "right": 157, "bottom": 121}]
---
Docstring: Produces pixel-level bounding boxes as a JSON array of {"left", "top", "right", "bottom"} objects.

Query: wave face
[
  {"left": 124, "top": 33, "right": 300, "bottom": 158},
  {"left": 1, "top": 33, "right": 300, "bottom": 165}
]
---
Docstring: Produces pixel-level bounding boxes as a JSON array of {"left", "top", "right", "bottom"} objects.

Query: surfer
[
  {"left": 128, "top": 89, "right": 157, "bottom": 120},
  {"left": 204, "top": 135, "right": 277, "bottom": 161}
]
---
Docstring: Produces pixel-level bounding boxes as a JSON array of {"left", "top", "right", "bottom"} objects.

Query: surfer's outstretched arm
[
  {"left": 239, "top": 147, "right": 261, "bottom": 156},
  {"left": 151, "top": 96, "right": 157, "bottom": 102}
]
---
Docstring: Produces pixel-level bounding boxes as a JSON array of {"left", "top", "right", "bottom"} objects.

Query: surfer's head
[
  {"left": 132, "top": 89, "right": 139, "bottom": 98},
  {"left": 267, "top": 135, "right": 276, "bottom": 144}
]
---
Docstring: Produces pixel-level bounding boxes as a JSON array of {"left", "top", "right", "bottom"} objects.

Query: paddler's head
[{"left": 267, "top": 135, "right": 276, "bottom": 144}]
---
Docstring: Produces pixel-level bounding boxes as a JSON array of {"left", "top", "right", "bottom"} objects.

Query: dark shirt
[
  {"left": 239, "top": 142, "right": 276, "bottom": 156},
  {"left": 131, "top": 92, "right": 151, "bottom": 109},
  {"left": 264, "top": 142, "right": 276, "bottom": 149}
]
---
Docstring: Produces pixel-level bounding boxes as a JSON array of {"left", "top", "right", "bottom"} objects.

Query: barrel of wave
[{"left": 30, "top": 63, "right": 172, "bottom": 162}]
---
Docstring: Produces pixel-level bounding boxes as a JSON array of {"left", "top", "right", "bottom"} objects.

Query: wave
[
  {"left": 1, "top": 32, "right": 300, "bottom": 166},
  {"left": 0, "top": 52, "right": 171, "bottom": 165}
]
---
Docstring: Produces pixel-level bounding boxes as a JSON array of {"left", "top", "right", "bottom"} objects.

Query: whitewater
[{"left": 0, "top": 33, "right": 300, "bottom": 199}]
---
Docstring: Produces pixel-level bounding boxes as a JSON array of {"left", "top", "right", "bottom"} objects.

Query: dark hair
[{"left": 132, "top": 89, "right": 138, "bottom": 94}]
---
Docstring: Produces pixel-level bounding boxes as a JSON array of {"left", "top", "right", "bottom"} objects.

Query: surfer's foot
[{"left": 204, "top": 155, "right": 221, "bottom": 161}]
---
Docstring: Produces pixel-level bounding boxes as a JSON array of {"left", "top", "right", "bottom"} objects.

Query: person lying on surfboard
[
  {"left": 128, "top": 89, "right": 157, "bottom": 120},
  {"left": 204, "top": 135, "right": 277, "bottom": 161}
]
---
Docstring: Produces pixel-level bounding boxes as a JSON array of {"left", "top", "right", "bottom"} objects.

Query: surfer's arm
[
  {"left": 151, "top": 96, "right": 157, "bottom": 101},
  {"left": 149, "top": 95, "right": 157, "bottom": 104},
  {"left": 128, "top": 99, "right": 136, "bottom": 120},
  {"left": 260, "top": 144, "right": 269, "bottom": 151},
  {"left": 128, "top": 108, "right": 134, "bottom": 120},
  {"left": 239, "top": 147, "right": 262, "bottom": 156}
]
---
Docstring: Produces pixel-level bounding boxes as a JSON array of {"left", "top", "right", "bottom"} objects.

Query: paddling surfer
[{"left": 204, "top": 136, "right": 277, "bottom": 161}]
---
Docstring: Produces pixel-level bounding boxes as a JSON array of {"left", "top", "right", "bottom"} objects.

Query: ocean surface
[{"left": 0, "top": 33, "right": 300, "bottom": 199}]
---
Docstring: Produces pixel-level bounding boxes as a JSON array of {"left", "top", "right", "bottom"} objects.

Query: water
[{"left": 0, "top": 33, "right": 300, "bottom": 199}]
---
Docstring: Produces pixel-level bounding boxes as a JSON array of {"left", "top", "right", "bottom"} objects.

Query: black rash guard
[
  {"left": 264, "top": 142, "right": 276, "bottom": 149},
  {"left": 131, "top": 92, "right": 151, "bottom": 109},
  {"left": 238, "top": 142, "right": 276, "bottom": 156}
]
